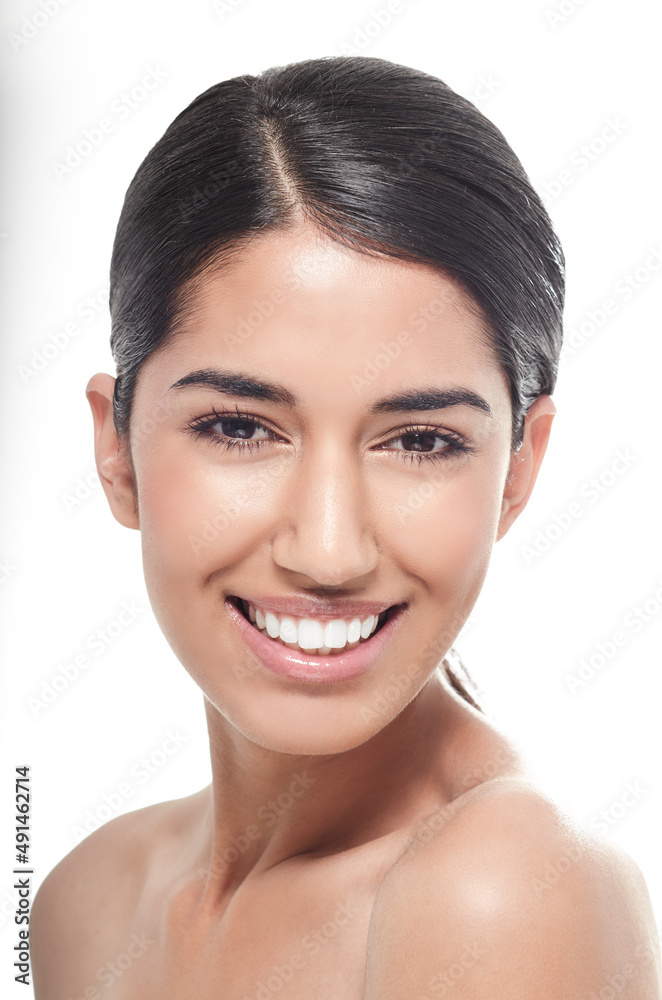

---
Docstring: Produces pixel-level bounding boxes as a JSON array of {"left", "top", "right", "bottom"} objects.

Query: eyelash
[{"left": 186, "top": 406, "right": 474, "bottom": 466}]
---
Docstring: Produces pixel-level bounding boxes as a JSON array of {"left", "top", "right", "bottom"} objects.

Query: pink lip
[
  {"left": 228, "top": 593, "right": 400, "bottom": 620},
  {"left": 225, "top": 597, "right": 409, "bottom": 684}
]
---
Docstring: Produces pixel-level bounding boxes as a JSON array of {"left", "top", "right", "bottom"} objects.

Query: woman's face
[{"left": 105, "top": 221, "right": 539, "bottom": 754}]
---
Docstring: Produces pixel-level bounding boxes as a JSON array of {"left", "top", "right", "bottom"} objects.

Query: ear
[
  {"left": 497, "top": 394, "right": 556, "bottom": 541},
  {"left": 85, "top": 373, "right": 140, "bottom": 530}
]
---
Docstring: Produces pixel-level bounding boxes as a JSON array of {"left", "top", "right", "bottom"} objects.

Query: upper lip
[{"left": 229, "top": 594, "right": 405, "bottom": 620}]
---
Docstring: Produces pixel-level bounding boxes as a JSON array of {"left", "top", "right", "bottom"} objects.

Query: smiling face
[{"left": 90, "top": 219, "right": 549, "bottom": 755}]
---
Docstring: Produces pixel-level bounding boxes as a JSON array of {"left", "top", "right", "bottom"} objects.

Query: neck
[{"left": 197, "top": 671, "right": 469, "bottom": 901}]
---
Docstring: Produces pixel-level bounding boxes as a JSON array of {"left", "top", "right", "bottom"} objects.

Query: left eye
[
  {"left": 376, "top": 426, "right": 472, "bottom": 465},
  {"left": 385, "top": 429, "right": 454, "bottom": 454}
]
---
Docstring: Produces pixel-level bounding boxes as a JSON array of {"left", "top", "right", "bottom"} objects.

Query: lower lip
[{"left": 225, "top": 597, "right": 408, "bottom": 684}]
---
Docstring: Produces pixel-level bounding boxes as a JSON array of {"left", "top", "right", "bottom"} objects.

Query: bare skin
[{"left": 31, "top": 219, "right": 661, "bottom": 998}]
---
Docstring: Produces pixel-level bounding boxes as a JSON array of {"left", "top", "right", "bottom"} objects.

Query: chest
[{"left": 107, "top": 856, "right": 391, "bottom": 999}]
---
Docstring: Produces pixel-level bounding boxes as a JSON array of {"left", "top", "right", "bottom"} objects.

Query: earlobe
[
  {"left": 85, "top": 373, "right": 140, "bottom": 530},
  {"left": 496, "top": 395, "right": 556, "bottom": 541}
]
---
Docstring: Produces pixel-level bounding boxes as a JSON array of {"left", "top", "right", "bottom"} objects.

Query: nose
[{"left": 270, "top": 437, "right": 379, "bottom": 588}]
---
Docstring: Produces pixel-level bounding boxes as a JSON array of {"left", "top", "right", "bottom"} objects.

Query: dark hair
[{"left": 108, "top": 55, "right": 565, "bottom": 712}]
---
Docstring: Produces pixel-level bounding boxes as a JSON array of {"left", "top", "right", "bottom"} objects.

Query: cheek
[
  {"left": 381, "top": 461, "right": 503, "bottom": 608},
  {"left": 135, "top": 438, "right": 290, "bottom": 596}
]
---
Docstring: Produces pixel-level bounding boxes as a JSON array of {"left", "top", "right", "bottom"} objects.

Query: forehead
[{"left": 137, "top": 221, "right": 509, "bottom": 411}]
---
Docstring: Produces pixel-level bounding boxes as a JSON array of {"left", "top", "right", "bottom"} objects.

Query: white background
[{"left": 1, "top": 0, "right": 661, "bottom": 994}]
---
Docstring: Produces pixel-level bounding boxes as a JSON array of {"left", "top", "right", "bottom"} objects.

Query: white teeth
[
  {"left": 360, "top": 617, "right": 374, "bottom": 639},
  {"left": 241, "top": 600, "right": 386, "bottom": 655},
  {"left": 347, "top": 618, "right": 361, "bottom": 644},
  {"left": 298, "top": 619, "right": 325, "bottom": 650},
  {"left": 265, "top": 611, "right": 281, "bottom": 639},
  {"left": 323, "top": 619, "right": 348, "bottom": 648},
  {"left": 278, "top": 616, "right": 298, "bottom": 644}
]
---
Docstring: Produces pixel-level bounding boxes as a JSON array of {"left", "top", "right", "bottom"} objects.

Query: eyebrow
[{"left": 166, "top": 368, "right": 492, "bottom": 417}]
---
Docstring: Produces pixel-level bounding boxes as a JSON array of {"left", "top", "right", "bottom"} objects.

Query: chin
[{"left": 200, "top": 672, "right": 418, "bottom": 757}]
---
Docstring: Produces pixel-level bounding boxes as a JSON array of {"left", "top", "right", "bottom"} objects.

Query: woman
[{"left": 31, "top": 55, "right": 660, "bottom": 998}]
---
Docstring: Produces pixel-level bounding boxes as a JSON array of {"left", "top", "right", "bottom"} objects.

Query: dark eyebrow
[
  {"left": 167, "top": 368, "right": 297, "bottom": 406},
  {"left": 369, "top": 387, "right": 492, "bottom": 417},
  {"left": 166, "top": 368, "right": 492, "bottom": 417}
]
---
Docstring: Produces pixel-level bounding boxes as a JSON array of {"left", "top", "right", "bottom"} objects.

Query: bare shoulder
[
  {"left": 31, "top": 787, "right": 207, "bottom": 999},
  {"left": 365, "top": 776, "right": 661, "bottom": 999}
]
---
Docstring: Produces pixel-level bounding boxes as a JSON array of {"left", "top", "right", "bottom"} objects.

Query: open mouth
[{"left": 228, "top": 596, "right": 397, "bottom": 657}]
